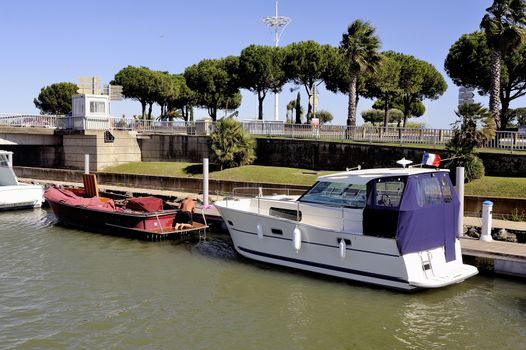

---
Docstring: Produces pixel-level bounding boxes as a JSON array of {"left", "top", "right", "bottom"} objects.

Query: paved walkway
[
  {"left": 464, "top": 216, "right": 526, "bottom": 231},
  {"left": 460, "top": 237, "right": 526, "bottom": 261}
]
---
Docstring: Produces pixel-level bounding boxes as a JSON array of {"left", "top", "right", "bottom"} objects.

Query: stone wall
[
  {"left": 0, "top": 145, "right": 63, "bottom": 168},
  {"left": 256, "top": 139, "right": 432, "bottom": 170},
  {"left": 139, "top": 134, "right": 211, "bottom": 162},
  {"left": 63, "top": 130, "right": 141, "bottom": 171}
]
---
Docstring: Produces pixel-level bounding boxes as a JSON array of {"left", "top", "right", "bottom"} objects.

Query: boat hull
[
  {"left": 216, "top": 199, "right": 478, "bottom": 290},
  {"left": 0, "top": 184, "right": 43, "bottom": 211},
  {"left": 46, "top": 196, "right": 205, "bottom": 241}
]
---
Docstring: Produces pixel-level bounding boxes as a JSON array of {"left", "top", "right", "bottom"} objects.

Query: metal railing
[
  {"left": 1, "top": 113, "right": 525, "bottom": 151},
  {"left": 0, "top": 113, "right": 62, "bottom": 128}
]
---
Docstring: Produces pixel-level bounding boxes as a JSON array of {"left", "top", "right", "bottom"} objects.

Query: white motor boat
[
  {"left": 215, "top": 167, "right": 478, "bottom": 290},
  {"left": 0, "top": 150, "right": 43, "bottom": 210}
]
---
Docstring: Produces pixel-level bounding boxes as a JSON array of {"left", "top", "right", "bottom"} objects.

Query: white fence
[{"left": 1, "top": 113, "right": 525, "bottom": 151}]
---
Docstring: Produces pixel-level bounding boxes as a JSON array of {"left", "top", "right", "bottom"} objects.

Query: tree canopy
[
  {"left": 480, "top": 0, "right": 526, "bottom": 128},
  {"left": 362, "top": 53, "right": 401, "bottom": 126},
  {"left": 113, "top": 66, "right": 158, "bottom": 119},
  {"left": 238, "top": 45, "right": 286, "bottom": 120},
  {"left": 445, "top": 31, "right": 526, "bottom": 128},
  {"left": 184, "top": 57, "right": 241, "bottom": 121},
  {"left": 33, "top": 82, "right": 78, "bottom": 115},
  {"left": 385, "top": 51, "right": 446, "bottom": 127},
  {"left": 362, "top": 108, "right": 403, "bottom": 126},
  {"left": 283, "top": 40, "right": 333, "bottom": 120}
]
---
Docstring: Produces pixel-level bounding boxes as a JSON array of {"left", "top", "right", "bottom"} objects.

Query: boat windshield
[
  {"left": 299, "top": 181, "right": 367, "bottom": 208},
  {"left": 0, "top": 154, "right": 9, "bottom": 167}
]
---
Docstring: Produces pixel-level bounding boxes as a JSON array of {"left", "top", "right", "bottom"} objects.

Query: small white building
[{"left": 69, "top": 94, "right": 111, "bottom": 130}]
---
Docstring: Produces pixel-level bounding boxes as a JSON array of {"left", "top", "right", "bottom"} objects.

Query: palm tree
[
  {"left": 286, "top": 100, "right": 296, "bottom": 123},
  {"left": 480, "top": 0, "right": 526, "bottom": 129},
  {"left": 339, "top": 20, "right": 382, "bottom": 127}
]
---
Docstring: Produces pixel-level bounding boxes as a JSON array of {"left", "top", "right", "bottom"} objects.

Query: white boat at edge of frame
[
  {"left": 214, "top": 166, "right": 478, "bottom": 291},
  {"left": 0, "top": 150, "right": 43, "bottom": 210}
]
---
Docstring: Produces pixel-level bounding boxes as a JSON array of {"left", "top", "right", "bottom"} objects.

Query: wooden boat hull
[{"left": 46, "top": 193, "right": 207, "bottom": 241}]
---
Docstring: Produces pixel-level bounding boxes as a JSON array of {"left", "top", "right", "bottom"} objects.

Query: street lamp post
[{"left": 263, "top": 0, "right": 291, "bottom": 122}]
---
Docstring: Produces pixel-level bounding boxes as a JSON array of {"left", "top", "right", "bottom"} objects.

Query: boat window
[
  {"left": 373, "top": 179, "right": 405, "bottom": 208},
  {"left": 0, "top": 155, "right": 8, "bottom": 167},
  {"left": 299, "top": 181, "right": 367, "bottom": 208},
  {"left": 439, "top": 175, "right": 453, "bottom": 203},
  {"left": 269, "top": 207, "right": 302, "bottom": 221},
  {"left": 415, "top": 175, "right": 446, "bottom": 207}
]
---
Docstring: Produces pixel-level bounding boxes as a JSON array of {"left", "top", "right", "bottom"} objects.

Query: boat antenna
[
  {"left": 345, "top": 165, "right": 361, "bottom": 172},
  {"left": 396, "top": 158, "right": 413, "bottom": 168}
]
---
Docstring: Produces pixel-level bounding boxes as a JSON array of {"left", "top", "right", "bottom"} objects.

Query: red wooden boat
[{"left": 44, "top": 186, "right": 207, "bottom": 241}]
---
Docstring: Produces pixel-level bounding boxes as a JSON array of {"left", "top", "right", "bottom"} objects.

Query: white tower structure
[{"left": 263, "top": 0, "right": 290, "bottom": 121}]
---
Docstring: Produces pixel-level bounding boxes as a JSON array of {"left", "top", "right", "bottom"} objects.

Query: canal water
[{"left": 0, "top": 209, "right": 524, "bottom": 350}]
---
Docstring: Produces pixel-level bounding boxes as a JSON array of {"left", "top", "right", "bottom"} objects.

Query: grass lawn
[
  {"left": 464, "top": 176, "right": 526, "bottom": 198},
  {"left": 103, "top": 162, "right": 526, "bottom": 197},
  {"left": 103, "top": 162, "right": 335, "bottom": 186}
]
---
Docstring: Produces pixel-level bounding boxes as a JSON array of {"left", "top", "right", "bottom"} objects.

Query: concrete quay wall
[{"left": 63, "top": 130, "right": 141, "bottom": 171}]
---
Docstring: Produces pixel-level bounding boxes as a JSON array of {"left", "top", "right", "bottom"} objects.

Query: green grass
[
  {"left": 464, "top": 176, "right": 526, "bottom": 198},
  {"left": 103, "top": 162, "right": 526, "bottom": 197},
  {"left": 103, "top": 162, "right": 334, "bottom": 186}
]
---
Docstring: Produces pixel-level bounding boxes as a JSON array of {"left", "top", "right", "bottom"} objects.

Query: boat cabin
[
  {"left": 0, "top": 151, "right": 18, "bottom": 186},
  {"left": 298, "top": 168, "right": 459, "bottom": 261}
]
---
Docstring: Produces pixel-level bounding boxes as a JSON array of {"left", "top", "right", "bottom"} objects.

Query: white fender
[
  {"left": 339, "top": 239, "right": 346, "bottom": 259},
  {"left": 293, "top": 226, "right": 302, "bottom": 251},
  {"left": 257, "top": 223, "right": 264, "bottom": 239}
]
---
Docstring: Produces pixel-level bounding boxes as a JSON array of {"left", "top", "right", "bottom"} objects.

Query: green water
[{"left": 0, "top": 209, "right": 524, "bottom": 349}]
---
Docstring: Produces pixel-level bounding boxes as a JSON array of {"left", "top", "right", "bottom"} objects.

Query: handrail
[{"left": 232, "top": 186, "right": 306, "bottom": 197}]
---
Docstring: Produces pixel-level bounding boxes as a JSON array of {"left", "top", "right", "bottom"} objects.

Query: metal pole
[
  {"left": 274, "top": 0, "right": 280, "bottom": 122},
  {"left": 481, "top": 201, "right": 494, "bottom": 241},
  {"left": 203, "top": 158, "right": 209, "bottom": 207},
  {"left": 84, "top": 154, "right": 90, "bottom": 174},
  {"left": 456, "top": 167, "right": 464, "bottom": 236}
]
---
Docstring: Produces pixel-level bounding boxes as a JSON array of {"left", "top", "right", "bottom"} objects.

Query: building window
[{"left": 90, "top": 101, "right": 105, "bottom": 114}]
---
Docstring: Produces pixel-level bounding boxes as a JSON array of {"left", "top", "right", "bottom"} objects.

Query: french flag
[{"left": 422, "top": 152, "right": 441, "bottom": 167}]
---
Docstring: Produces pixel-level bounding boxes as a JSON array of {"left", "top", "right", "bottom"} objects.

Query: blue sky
[{"left": 1, "top": 0, "right": 519, "bottom": 128}]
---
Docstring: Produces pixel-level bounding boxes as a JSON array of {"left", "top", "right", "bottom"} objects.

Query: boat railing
[{"left": 231, "top": 186, "right": 306, "bottom": 197}]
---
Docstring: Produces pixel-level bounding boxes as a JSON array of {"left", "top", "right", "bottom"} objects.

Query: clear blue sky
[{"left": 1, "top": 0, "right": 519, "bottom": 128}]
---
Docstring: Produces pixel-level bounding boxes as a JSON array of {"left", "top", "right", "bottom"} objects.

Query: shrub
[
  {"left": 210, "top": 118, "right": 256, "bottom": 170},
  {"left": 445, "top": 103, "right": 493, "bottom": 182}
]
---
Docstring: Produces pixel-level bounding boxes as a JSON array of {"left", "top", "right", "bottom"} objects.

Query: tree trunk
[
  {"left": 347, "top": 72, "right": 358, "bottom": 126},
  {"left": 489, "top": 49, "right": 502, "bottom": 129},
  {"left": 305, "top": 85, "right": 313, "bottom": 122},
  {"left": 147, "top": 103, "right": 153, "bottom": 119},
  {"left": 141, "top": 102, "right": 147, "bottom": 122},
  {"left": 383, "top": 96, "right": 389, "bottom": 128},
  {"left": 258, "top": 91, "right": 264, "bottom": 120}
]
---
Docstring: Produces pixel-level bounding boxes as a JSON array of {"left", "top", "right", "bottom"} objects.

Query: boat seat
[{"left": 82, "top": 174, "right": 99, "bottom": 198}]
